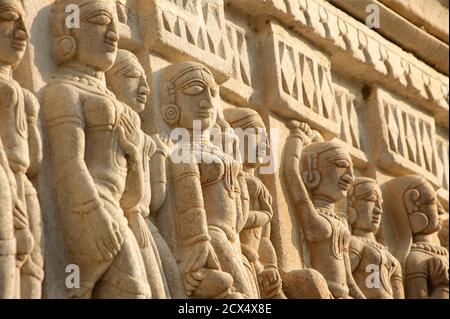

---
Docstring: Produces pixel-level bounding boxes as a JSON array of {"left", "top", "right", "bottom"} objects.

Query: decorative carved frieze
[
  {"left": 332, "top": 81, "right": 368, "bottom": 168},
  {"left": 221, "top": 8, "right": 262, "bottom": 107},
  {"left": 367, "top": 87, "right": 440, "bottom": 187},
  {"left": 258, "top": 20, "right": 340, "bottom": 139},
  {"left": 140, "top": 0, "right": 230, "bottom": 82},
  {"left": 226, "top": 0, "right": 449, "bottom": 127}
]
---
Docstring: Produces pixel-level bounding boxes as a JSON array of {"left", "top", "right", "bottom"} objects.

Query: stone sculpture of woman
[
  {"left": 347, "top": 177, "right": 404, "bottom": 299},
  {"left": 283, "top": 121, "right": 365, "bottom": 299},
  {"left": 106, "top": 48, "right": 187, "bottom": 298},
  {"left": 158, "top": 62, "right": 253, "bottom": 298},
  {"left": 42, "top": 0, "right": 150, "bottom": 298},
  {"left": 223, "top": 107, "right": 286, "bottom": 299},
  {"left": 0, "top": 0, "right": 44, "bottom": 298},
  {"left": 383, "top": 175, "right": 449, "bottom": 299}
]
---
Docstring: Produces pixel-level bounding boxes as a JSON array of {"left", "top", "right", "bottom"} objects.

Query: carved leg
[
  {"left": 241, "top": 255, "right": 260, "bottom": 298},
  {"left": 0, "top": 167, "right": 15, "bottom": 299},
  {"left": 139, "top": 234, "right": 168, "bottom": 299},
  {"left": 209, "top": 226, "right": 253, "bottom": 298},
  {"left": 282, "top": 269, "right": 333, "bottom": 299},
  {"left": 92, "top": 201, "right": 151, "bottom": 299},
  {"left": 20, "top": 179, "right": 44, "bottom": 298}
]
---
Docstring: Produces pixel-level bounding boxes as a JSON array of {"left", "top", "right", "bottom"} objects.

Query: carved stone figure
[
  {"left": 347, "top": 177, "right": 404, "bottom": 299},
  {"left": 439, "top": 217, "right": 448, "bottom": 252},
  {"left": 0, "top": 0, "right": 44, "bottom": 298},
  {"left": 223, "top": 107, "right": 286, "bottom": 299},
  {"left": 383, "top": 175, "right": 449, "bottom": 299},
  {"left": 106, "top": 49, "right": 177, "bottom": 299},
  {"left": 0, "top": 138, "right": 15, "bottom": 298},
  {"left": 159, "top": 62, "right": 253, "bottom": 298},
  {"left": 42, "top": 0, "right": 150, "bottom": 298},
  {"left": 283, "top": 121, "right": 365, "bottom": 299}
]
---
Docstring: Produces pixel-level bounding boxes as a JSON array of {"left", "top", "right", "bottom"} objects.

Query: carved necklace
[
  {"left": 54, "top": 68, "right": 116, "bottom": 98},
  {"left": 356, "top": 236, "right": 386, "bottom": 251},
  {"left": 317, "top": 207, "right": 343, "bottom": 222},
  {"left": 317, "top": 207, "right": 347, "bottom": 259},
  {"left": 412, "top": 242, "right": 448, "bottom": 256}
]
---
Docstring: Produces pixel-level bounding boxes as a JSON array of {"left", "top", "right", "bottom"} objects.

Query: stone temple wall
[{"left": 1, "top": 0, "right": 448, "bottom": 299}]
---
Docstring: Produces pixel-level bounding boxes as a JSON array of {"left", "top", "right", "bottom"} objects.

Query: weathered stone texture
[{"left": 0, "top": 0, "right": 448, "bottom": 299}]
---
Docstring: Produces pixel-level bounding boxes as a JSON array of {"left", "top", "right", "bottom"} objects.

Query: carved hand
[
  {"left": 126, "top": 211, "right": 151, "bottom": 249},
  {"left": 258, "top": 268, "right": 283, "bottom": 298},
  {"left": 87, "top": 207, "right": 124, "bottom": 262},
  {"left": 118, "top": 114, "right": 142, "bottom": 160},
  {"left": 182, "top": 240, "right": 221, "bottom": 297},
  {"left": 287, "top": 120, "right": 324, "bottom": 146}
]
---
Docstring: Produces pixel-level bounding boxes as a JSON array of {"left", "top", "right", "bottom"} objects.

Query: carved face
[
  {"left": 108, "top": 56, "right": 150, "bottom": 113},
  {"left": 351, "top": 182, "right": 383, "bottom": 233},
  {"left": 71, "top": 1, "right": 118, "bottom": 71},
  {"left": 0, "top": 0, "right": 29, "bottom": 67},
  {"left": 415, "top": 182, "right": 441, "bottom": 234},
  {"left": 313, "top": 148, "right": 354, "bottom": 202},
  {"left": 174, "top": 69, "right": 219, "bottom": 130}
]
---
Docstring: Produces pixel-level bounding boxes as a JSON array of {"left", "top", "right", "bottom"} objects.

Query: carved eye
[
  {"left": 0, "top": 10, "right": 20, "bottom": 21},
  {"left": 125, "top": 70, "right": 141, "bottom": 78},
  {"left": 335, "top": 160, "right": 349, "bottom": 168},
  {"left": 366, "top": 194, "right": 378, "bottom": 202},
  {"left": 88, "top": 14, "right": 112, "bottom": 25},
  {"left": 183, "top": 85, "right": 204, "bottom": 95}
]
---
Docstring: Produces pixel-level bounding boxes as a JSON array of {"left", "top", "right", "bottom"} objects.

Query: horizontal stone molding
[
  {"left": 226, "top": 0, "right": 449, "bottom": 128},
  {"left": 329, "top": 0, "right": 449, "bottom": 76}
]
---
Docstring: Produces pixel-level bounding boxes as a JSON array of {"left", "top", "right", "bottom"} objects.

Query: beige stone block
[
  {"left": 221, "top": 7, "right": 262, "bottom": 108},
  {"left": 139, "top": 0, "right": 230, "bottom": 83},
  {"left": 257, "top": 20, "right": 340, "bottom": 139},
  {"left": 366, "top": 86, "right": 440, "bottom": 188}
]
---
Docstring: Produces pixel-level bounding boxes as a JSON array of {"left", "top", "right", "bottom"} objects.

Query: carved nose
[
  {"left": 373, "top": 207, "right": 382, "bottom": 216},
  {"left": 106, "top": 30, "right": 118, "bottom": 43},
  {"left": 199, "top": 99, "right": 212, "bottom": 109},
  {"left": 341, "top": 173, "right": 354, "bottom": 185},
  {"left": 138, "top": 85, "right": 150, "bottom": 95},
  {"left": 14, "top": 28, "right": 29, "bottom": 41}
]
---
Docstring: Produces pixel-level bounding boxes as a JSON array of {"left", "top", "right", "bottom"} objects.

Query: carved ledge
[
  {"left": 226, "top": 0, "right": 449, "bottom": 128},
  {"left": 329, "top": 0, "right": 449, "bottom": 76},
  {"left": 367, "top": 86, "right": 441, "bottom": 188},
  {"left": 258, "top": 20, "right": 340, "bottom": 139}
]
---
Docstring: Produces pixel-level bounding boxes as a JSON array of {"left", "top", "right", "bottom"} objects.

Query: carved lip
[
  {"left": 104, "top": 41, "right": 118, "bottom": 52},
  {"left": 338, "top": 181, "right": 351, "bottom": 191},
  {"left": 11, "top": 40, "right": 27, "bottom": 51},
  {"left": 197, "top": 110, "right": 212, "bottom": 118},
  {"left": 136, "top": 94, "right": 147, "bottom": 103}
]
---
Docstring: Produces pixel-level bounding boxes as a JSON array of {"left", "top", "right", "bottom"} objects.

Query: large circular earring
[
  {"left": 163, "top": 104, "right": 179, "bottom": 126},
  {"left": 54, "top": 36, "right": 76, "bottom": 64}
]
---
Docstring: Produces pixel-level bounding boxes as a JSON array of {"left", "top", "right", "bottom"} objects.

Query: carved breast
[{"left": 83, "top": 95, "right": 118, "bottom": 129}]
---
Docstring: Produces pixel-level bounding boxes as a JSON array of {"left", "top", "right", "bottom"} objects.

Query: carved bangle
[{"left": 124, "top": 206, "right": 141, "bottom": 217}]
